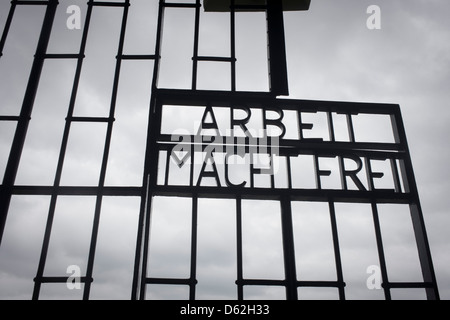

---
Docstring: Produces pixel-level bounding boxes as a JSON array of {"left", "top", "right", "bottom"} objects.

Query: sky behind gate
[{"left": 0, "top": 0, "right": 449, "bottom": 300}]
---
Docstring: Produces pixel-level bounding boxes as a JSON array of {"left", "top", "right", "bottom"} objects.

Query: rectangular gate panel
[{"left": 136, "top": 89, "right": 439, "bottom": 300}]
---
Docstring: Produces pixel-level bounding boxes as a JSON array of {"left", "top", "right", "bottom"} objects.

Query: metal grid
[
  {"left": 139, "top": 89, "right": 440, "bottom": 300},
  {"left": 0, "top": 0, "right": 148, "bottom": 300},
  {"left": 0, "top": 0, "right": 440, "bottom": 300}
]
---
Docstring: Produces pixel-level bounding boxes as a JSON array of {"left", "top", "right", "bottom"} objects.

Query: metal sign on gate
[{"left": 0, "top": 0, "right": 439, "bottom": 300}]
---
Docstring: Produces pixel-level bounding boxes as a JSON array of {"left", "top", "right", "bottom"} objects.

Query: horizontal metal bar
[
  {"left": 237, "top": 279, "right": 285, "bottom": 286},
  {"left": 44, "top": 54, "right": 85, "bottom": 59},
  {"left": 385, "top": 282, "right": 435, "bottom": 289},
  {"left": 195, "top": 56, "right": 236, "bottom": 62},
  {"left": 233, "top": 4, "right": 267, "bottom": 11},
  {"left": 151, "top": 185, "right": 413, "bottom": 203},
  {"left": 13, "top": 0, "right": 49, "bottom": 5},
  {"left": 297, "top": 281, "right": 345, "bottom": 288},
  {"left": 157, "top": 135, "right": 404, "bottom": 153},
  {"left": 156, "top": 89, "right": 276, "bottom": 106},
  {"left": 154, "top": 89, "right": 400, "bottom": 115},
  {"left": 91, "top": 1, "right": 130, "bottom": 7},
  {"left": 120, "top": 54, "right": 157, "bottom": 60},
  {"left": 35, "top": 276, "right": 93, "bottom": 283},
  {"left": 0, "top": 116, "right": 20, "bottom": 121},
  {"left": 238, "top": 279, "right": 346, "bottom": 289},
  {"left": 12, "top": 186, "right": 142, "bottom": 196},
  {"left": 146, "top": 277, "right": 197, "bottom": 286},
  {"left": 164, "top": 2, "right": 200, "bottom": 9},
  {"left": 67, "top": 116, "right": 114, "bottom": 123}
]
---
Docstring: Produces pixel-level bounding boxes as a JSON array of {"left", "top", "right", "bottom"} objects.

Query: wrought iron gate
[{"left": 0, "top": 0, "right": 439, "bottom": 300}]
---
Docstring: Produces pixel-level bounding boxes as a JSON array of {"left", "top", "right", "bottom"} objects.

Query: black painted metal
[
  {"left": 0, "top": 0, "right": 439, "bottom": 300},
  {"left": 32, "top": 0, "right": 96, "bottom": 300},
  {"left": 0, "top": 0, "right": 58, "bottom": 247},
  {"left": 266, "top": 0, "right": 289, "bottom": 95},
  {"left": 136, "top": 88, "right": 439, "bottom": 300}
]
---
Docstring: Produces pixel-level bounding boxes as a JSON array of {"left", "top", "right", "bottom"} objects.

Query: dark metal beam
[
  {"left": 0, "top": 0, "right": 58, "bottom": 246},
  {"left": 266, "top": 0, "right": 289, "bottom": 96}
]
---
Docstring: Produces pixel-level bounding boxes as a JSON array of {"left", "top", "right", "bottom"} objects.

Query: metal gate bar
[{"left": 0, "top": 0, "right": 440, "bottom": 300}]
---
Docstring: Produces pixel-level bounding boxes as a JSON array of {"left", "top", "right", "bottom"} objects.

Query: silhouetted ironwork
[{"left": 0, "top": 0, "right": 439, "bottom": 300}]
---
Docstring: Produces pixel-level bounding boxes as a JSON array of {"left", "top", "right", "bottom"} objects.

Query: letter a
[
  {"left": 67, "top": 5, "right": 81, "bottom": 30},
  {"left": 197, "top": 105, "right": 220, "bottom": 137},
  {"left": 366, "top": 265, "right": 382, "bottom": 290},
  {"left": 66, "top": 265, "right": 81, "bottom": 290},
  {"left": 366, "top": 5, "right": 381, "bottom": 30}
]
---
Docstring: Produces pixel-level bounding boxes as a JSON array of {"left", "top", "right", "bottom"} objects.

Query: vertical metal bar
[
  {"left": 286, "top": 156, "right": 293, "bottom": 190},
  {"left": 189, "top": 195, "right": 198, "bottom": 300},
  {"left": 236, "top": 196, "right": 243, "bottom": 300},
  {"left": 0, "top": 0, "right": 17, "bottom": 249},
  {"left": 327, "top": 111, "right": 335, "bottom": 142},
  {"left": 138, "top": 192, "right": 152, "bottom": 300},
  {"left": 131, "top": 174, "right": 150, "bottom": 300},
  {"left": 151, "top": 0, "right": 165, "bottom": 99},
  {"left": 230, "top": 0, "right": 236, "bottom": 92},
  {"left": 189, "top": 151, "right": 195, "bottom": 187},
  {"left": 297, "top": 111, "right": 312, "bottom": 140},
  {"left": 0, "top": 0, "right": 57, "bottom": 246},
  {"left": 270, "top": 155, "right": 275, "bottom": 189},
  {"left": 83, "top": 0, "right": 130, "bottom": 300},
  {"left": 0, "top": 2, "right": 16, "bottom": 57},
  {"left": 328, "top": 200, "right": 346, "bottom": 300},
  {"left": 410, "top": 203, "right": 439, "bottom": 299},
  {"left": 137, "top": 105, "right": 162, "bottom": 299},
  {"left": 132, "top": 0, "right": 166, "bottom": 299},
  {"left": 346, "top": 113, "right": 355, "bottom": 142},
  {"left": 338, "top": 156, "right": 347, "bottom": 190},
  {"left": 313, "top": 154, "right": 322, "bottom": 190},
  {"left": 370, "top": 202, "right": 391, "bottom": 300},
  {"left": 33, "top": 0, "right": 93, "bottom": 300},
  {"left": 364, "top": 156, "right": 375, "bottom": 191},
  {"left": 390, "top": 158, "right": 402, "bottom": 193},
  {"left": 164, "top": 149, "right": 170, "bottom": 186},
  {"left": 280, "top": 196, "right": 297, "bottom": 300},
  {"left": 138, "top": 95, "right": 163, "bottom": 300},
  {"left": 390, "top": 108, "right": 439, "bottom": 300},
  {"left": 191, "top": 0, "right": 201, "bottom": 90},
  {"left": 266, "top": 0, "right": 289, "bottom": 96},
  {"left": 249, "top": 147, "right": 255, "bottom": 188}
]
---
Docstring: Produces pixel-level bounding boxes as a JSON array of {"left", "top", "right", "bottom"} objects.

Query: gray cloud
[{"left": 0, "top": 0, "right": 449, "bottom": 300}]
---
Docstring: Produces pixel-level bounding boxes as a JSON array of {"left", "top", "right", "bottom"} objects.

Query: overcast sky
[{"left": 0, "top": 0, "right": 449, "bottom": 300}]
